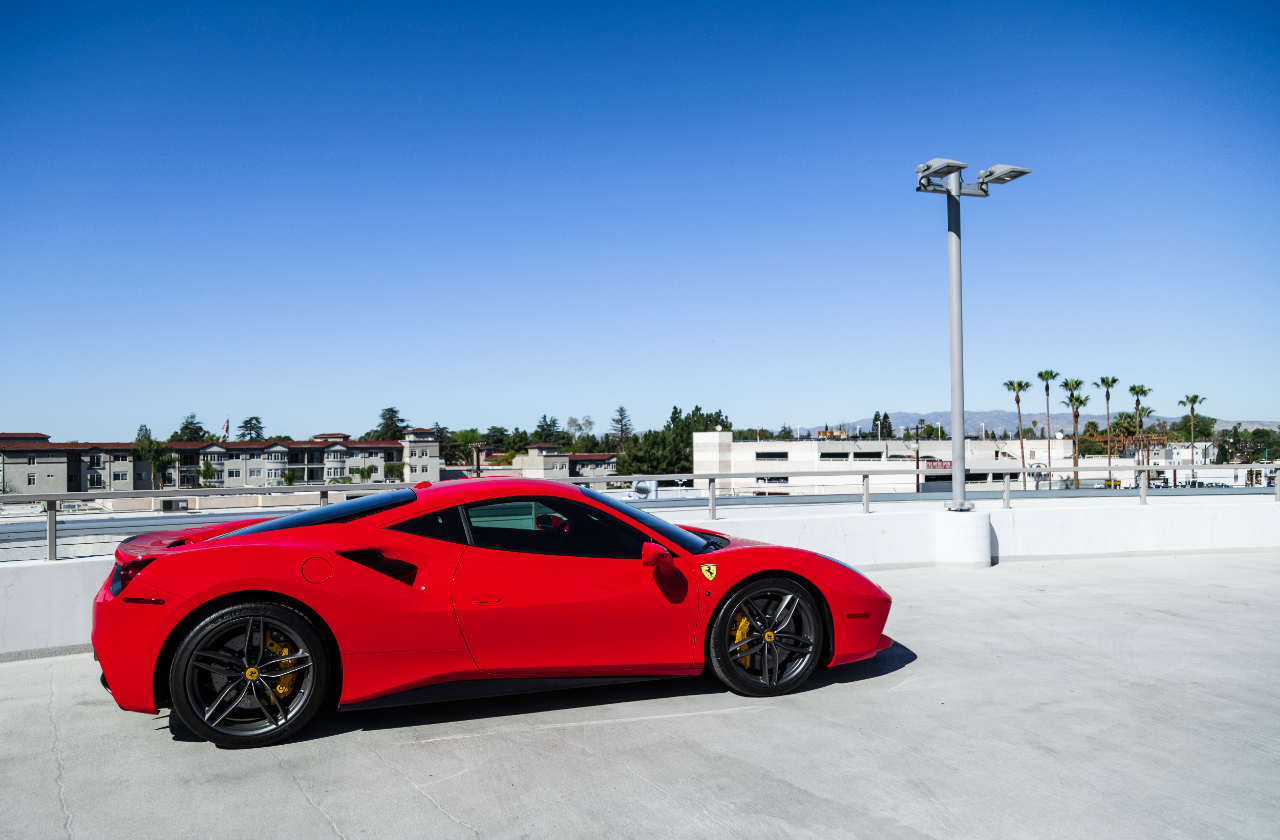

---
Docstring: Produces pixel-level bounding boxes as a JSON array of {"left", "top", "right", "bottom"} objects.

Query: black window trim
[{"left": 460, "top": 494, "right": 655, "bottom": 559}]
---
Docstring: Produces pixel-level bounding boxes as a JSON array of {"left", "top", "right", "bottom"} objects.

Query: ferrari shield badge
[{"left": 700, "top": 564, "right": 717, "bottom": 581}]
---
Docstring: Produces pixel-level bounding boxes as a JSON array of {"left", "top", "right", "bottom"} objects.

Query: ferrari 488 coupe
[{"left": 93, "top": 479, "right": 893, "bottom": 747}]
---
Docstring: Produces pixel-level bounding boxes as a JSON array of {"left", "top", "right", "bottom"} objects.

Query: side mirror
[{"left": 642, "top": 541, "right": 676, "bottom": 575}]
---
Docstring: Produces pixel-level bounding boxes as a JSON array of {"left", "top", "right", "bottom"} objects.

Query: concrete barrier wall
[
  {"left": 1, "top": 499, "right": 1277, "bottom": 656},
  {"left": 0, "top": 556, "right": 112, "bottom": 655},
  {"left": 664, "top": 499, "right": 1280, "bottom": 569}
]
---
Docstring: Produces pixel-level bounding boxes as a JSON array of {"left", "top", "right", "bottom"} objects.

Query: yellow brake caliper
[
  {"left": 264, "top": 637, "right": 297, "bottom": 704},
  {"left": 731, "top": 613, "right": 753, "bottom": 667}
]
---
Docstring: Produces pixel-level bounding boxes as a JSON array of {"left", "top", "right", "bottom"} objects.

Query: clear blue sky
[{"left": 3, "top": 2, "right": 1276, "bottom": 441}]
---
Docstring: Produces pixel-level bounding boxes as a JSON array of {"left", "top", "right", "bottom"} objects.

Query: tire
[
  {"left": 169, "top": 602, "right": 329, "bottom": 748},
  {"left": 707, "top": 577, "right": 823, "bottom": 697}
]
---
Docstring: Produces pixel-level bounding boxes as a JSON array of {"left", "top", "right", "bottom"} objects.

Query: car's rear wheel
[
  {"left": 169, "top": 602, "right": 329, "bottom": 748},
  {"left": 708, "top": 577, "right": 823, "bottom": 697}
]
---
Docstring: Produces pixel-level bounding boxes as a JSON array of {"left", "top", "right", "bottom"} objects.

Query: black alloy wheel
[
  {"left": 169, "top": 602, "right": 329, "bottom": 748},
  {"left": 708, "top": 578, "right": 823, "bottom": 697}
]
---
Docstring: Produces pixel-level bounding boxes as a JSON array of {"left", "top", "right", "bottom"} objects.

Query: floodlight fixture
[
  {"left": 977, "top": 164, "right": 1032, "bottom": 184},
  {"left": 915, "top": 158, "right": 968, "bottom": 179}
]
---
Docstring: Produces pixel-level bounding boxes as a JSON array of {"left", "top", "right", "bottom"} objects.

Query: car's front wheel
[
  {"left": 707, "top": 577, "right": 824, "bottom": 697},
  {"left": 169, "top": 602, "right": 329, "bottom": 748}
]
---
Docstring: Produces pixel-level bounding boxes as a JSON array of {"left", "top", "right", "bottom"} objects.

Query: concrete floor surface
[{"left": 2, "top": 552, "right": 1276, "bottom": 839}]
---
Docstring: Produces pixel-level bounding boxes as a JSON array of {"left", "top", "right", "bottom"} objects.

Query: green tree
[
  {"left": 431, "top": 422, "right": 466, "bottom": 465},
  {"left": 198, "top": 459, "right": 219, "bottom": 488},
  {"left": 384, "top": 463, "right": 405, "bottom": 481},
  {"left": 615, "top": 406, "right": 731, "bottom": 481},
  {"left": 361, "top": 407, "right": 411, "bottom": 441},
  {"left": 281, "top": 468, "right": 300, "bottom": 486},
  {"left": 1059, "top": 378, "right": 1088, "bottom": 489},
  {"left": 880, "top": 412, "right": 894, "bottom": 438},
  {"left": 351, "top": 465, "right": 377, "bottom": 483},
  {"left": 777, "top": 424, "right": 794, "bottom": 439},
  {"left": 1092, "top": 376, "right": 1119, "bottom": 469},
  {"left": 481, "top": 426, "right": 509, "bottom": 449},
  {"left": 131, "top": 429, "right": 173, "bottom": 490},
  {"left": 870, "top": 412, "right": 882, "bottom": 439},
  {"left": 170, "top": 413, "right": 213, "bottom": 442},
  {"left": 1003, "top": 380, "right": 1032, "bottom": 488},
  {"left": 1037, "top": 371, "right": 1059, "bottom": 470},
  {"left": 1177, "top": 395, "right": 1206, "bottom": 473},
  {"left": 609, "top": 406, "right": 635, "bottom": 450},
  {"left": 236, "top": 416, "right": 266, "bottom": 441}
]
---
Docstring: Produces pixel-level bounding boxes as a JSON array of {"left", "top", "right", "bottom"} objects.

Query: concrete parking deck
[{"left": 3, "top": 551, "right": 1277, "bottom": 839}]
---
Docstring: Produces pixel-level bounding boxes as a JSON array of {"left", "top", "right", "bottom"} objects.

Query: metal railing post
[
  {"left": 320, "top": 490, "right": 329, "bottom": 506},
  {"left": 708, "top": 478, "right": 716, "bottom": 520},
  {"left": 862, "top": 474, "right": 870, "bottom": 513},
  {"left": 47, "top": 502, "right": 56, "bottom": 561},
  {"left": 1139, "top": 468, "right": 1147, "bottom": 505},
  {"left": 1003, "top": 474, "right": 1011, "bottom": 509}
]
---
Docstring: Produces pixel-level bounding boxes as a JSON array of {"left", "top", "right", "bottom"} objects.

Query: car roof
[{"left": 412, "top": 477, "right": 585, "bottom": 508}]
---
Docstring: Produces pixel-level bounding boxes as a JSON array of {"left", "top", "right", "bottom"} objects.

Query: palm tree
[
  {"left": 1037, "top": 370, "right": 1059, "bottom": 470},
  {"left": 1129, "top": 384, "right": 1151, "bottom": 487},
  {"left": 1059, "top": 378, "right": 1088, "bottom": 489},
  {"left": 1004, "top": 380, "right": 1032, "bottom": 489},
  {"left": 1093, "top": 376, "right": 1120, "bottom": 483},
  {"left": 1178, "top": 394, "right": 1205, "bottom": 483}
]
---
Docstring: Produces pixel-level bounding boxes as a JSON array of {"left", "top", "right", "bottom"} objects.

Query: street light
[{"left": 916, "top": 156, "right": 1032, "bottom": 510}]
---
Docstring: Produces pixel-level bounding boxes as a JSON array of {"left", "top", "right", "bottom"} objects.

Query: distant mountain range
[{"left": 795, "top": 411, "right": 1278, "bottom": 437}]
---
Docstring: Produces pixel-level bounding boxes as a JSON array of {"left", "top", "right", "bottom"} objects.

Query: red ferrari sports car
[{"left": 93, "top": 478, "right": 893, "bottom": 747}]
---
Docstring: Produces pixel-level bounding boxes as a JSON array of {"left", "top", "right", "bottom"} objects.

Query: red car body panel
[{"left": 91, "top": 479, "right": 893, "bottom": 715}]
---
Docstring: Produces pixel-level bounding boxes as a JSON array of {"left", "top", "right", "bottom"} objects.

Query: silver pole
[
  {"left": 1139, "top": 468, "right": 1147, "bottom": 505},
  {"left": 862, "top": 474, "right": 870, "bottom": 513},
  {"left": 946, "top": 171, "right": 968, "bottom": 510},
  {"left": 708, "top": 478, "right": 716, "bottom": 520},
  {"left": 1003, "top": 474, "right": 1011, "bottom": 509},
  {"left": 47, "top": 502, "right": 56, "bottom": 562}
]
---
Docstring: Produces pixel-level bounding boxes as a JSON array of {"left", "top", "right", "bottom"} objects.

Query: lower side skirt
[{"left": 338, "top": 675, "right": 680, "bottom": 713}]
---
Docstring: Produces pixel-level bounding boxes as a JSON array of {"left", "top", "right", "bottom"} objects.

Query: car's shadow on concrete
[{"left": 169, "top": 641, "right": 917, "bottom": 746}]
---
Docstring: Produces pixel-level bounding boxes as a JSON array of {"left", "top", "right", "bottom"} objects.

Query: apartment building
[
  {"left": 0, "top": 430, "right": 440, "bottom": 494},
  {"left": 510, "top": 443, "right": 618, "bottom": 480}
]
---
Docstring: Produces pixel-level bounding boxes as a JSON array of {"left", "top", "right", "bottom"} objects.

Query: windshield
[
  {"left": 578, "top": 486, "right": 711, "bottom": 554},
  {"left": 212, "top": 489, "right": 417, "bottom": 540}
]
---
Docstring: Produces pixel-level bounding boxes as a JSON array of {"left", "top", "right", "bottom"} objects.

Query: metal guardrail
[{"left": 3, "top": 465, "right": 1274, "bottom": 562}]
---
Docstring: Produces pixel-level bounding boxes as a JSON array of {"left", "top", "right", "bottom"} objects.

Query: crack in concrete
[
  {"left": 553, "top": 733, "right": 745, "bottom": 840},
  {"left": 46, "top": 661, "right": 73, "bottom": 839},
  {"left": 352, "top": 731, "right": 481, "bottom": 837},
  {"left": 272, "top": 748, "right": 348, "bottom": 839}
]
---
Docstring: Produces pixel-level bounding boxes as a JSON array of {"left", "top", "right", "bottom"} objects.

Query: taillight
[{"left": 109, "top": 557, "right": 154, "bottom": 596}]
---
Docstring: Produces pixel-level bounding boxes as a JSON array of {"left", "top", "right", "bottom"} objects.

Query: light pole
[{"left": 915, "top": 159, "right": 1032, "bottom": 510}]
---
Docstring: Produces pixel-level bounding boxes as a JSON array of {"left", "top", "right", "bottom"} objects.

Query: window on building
[
  {"left": 203, "top": 453, "right": 224, "bottom": 462},
  {"left": 227, "top": 469, "right": 241, "bottom": 478},
  {"left": 113, "top": 453, "right": 128, "bottom": 462},
  {"left": 371, "top": 465, "right": 379, "bottom": 474},
  {"left": 246, "top": 452, "right": 260, "bottom": 460},
  {"left": 268, "top": 469, "right": 283, "bottom": 478},
  {"left": 409, "top": 449, "right": 417, "bottom": 457},
  {"left": 227, "top": 452, "right": 241, "bottom": 460},
  {"left": 27, "top": 455, "right": 35, "bottom": 465},
  {"left": 326, "top": 467, "right": 345, "bottom": 477},
  {"left": 327, "top": 451, "right": 346, "bottom": 461},
  {"left": 385, "top": 451, "right": 398, "bottom": 461},
  {"left": 409, "top": 465, "right": 417, "bottom": 473},
  {"left": 819, "top": 452, "right": 850, "bottom": 460},
  {"left": 249, "top": 469, "right": 262, "bottom": 477},
  {"left": 88, "top": 474, "right": 104, "bottom": 488},
  {"left": 137, "top": 472, "right": 146, "bottom": 480},
  {"left": 27, "top": 474, "right": 35, "bottom": 485},
  {"left": 113, "top": 472, "right": 128, "bottom": 481},
  {"left": 755, "top": 452, "right": 788, "bottom": 461},
  {"left": 88, "top": 454, "right": 103, "bottom": 468}
]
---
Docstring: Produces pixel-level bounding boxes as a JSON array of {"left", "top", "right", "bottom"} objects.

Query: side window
[
  {"left": 387, "top": 506, "right": 468, "bottom": 544},
  {"left": 464, "top": 496, "right": 647, "bottom": 559}
]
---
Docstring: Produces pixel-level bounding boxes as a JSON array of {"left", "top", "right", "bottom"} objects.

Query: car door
[{"left": 452, "top": 495, "right": 699, "bottom": 674}]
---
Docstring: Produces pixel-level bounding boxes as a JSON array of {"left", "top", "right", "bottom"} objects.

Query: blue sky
[{"left": 2, "top": 2, "right": 1277, "bottom": 441}]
